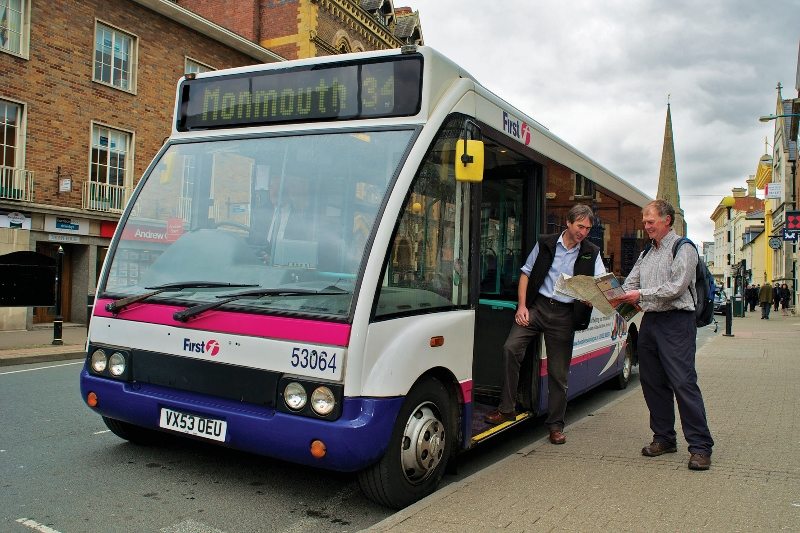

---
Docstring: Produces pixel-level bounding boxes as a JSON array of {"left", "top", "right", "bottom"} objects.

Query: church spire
[{"left": 656, "top": 102, "right": 686, "bottom": 235}]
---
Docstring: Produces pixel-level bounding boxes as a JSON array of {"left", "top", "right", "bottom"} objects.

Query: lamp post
[
  {"left": 52, "top": 246, "right": 64, "bottom": 345},
  {"left": 721, "top": 196, "right": 736, "bottom": 336}
]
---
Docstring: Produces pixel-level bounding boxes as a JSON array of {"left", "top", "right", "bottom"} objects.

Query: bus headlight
[
  {"left": 310, "top": 386, "right": 336, "bottom": 416},
  {"left": 283, "top": 382, "right": 307, "bottom": 410},
  {"left": 91, "top": 349, "right": 107, "bottom": 373},
  {"left": 108, "top": 352, "right": 127, "bottom": 377}
]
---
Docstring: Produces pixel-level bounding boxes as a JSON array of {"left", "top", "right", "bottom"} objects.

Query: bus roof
[{"left": 171, "top": 45, "right": 651, "bottom": 207}]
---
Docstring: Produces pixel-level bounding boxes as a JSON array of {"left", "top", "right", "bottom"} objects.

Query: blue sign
[
  {"left": 783, "top": 228, "right": 799, "bottom": 241},
  {"left": 55, "top": 217, "right": 79, "bottom": 231}
]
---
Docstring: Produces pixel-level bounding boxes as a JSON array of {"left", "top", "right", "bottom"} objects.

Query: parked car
[{"left": 713, "top": 291, "right": 728, "bottom": 315}]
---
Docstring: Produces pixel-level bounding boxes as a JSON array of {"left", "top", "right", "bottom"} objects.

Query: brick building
[
  {"left": 0, "top": 0, "right": 281, "bottom": 330},
  {"left": 543, "top": 162, "right": 646, "bottom": 276},
  {"left": 175, "top": 0, "right": 423, "bottom": 59}
]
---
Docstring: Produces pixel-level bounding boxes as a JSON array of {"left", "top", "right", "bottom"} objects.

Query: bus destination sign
[{"left": 177, "top": 56, "right": 423, "bottom": 131}]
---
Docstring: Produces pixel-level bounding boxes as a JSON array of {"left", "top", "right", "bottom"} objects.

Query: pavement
[
  {"left": 0, "top": 323, "right": 87, "bottom": 366},
  {"left": 368, "top": 311, "right": 800, "bottom": 532},
  {"left": 2, "top": 313, "right": 799, "bottom": 531}
]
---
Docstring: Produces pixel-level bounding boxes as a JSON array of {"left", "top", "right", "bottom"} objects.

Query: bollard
[
  {"left": 722, "top": 300, "right": 734, "bottom": 337},
  {"left": 52, "top": 246, "right": 64, "bottom": 345}
]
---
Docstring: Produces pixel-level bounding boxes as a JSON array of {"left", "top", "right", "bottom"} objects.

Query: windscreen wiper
[
  {"left": 104, "top": 282, "right": 259, "bottom": 314},
  {"left": 173, "top": 286, "right": 349, "bottom": 323}
]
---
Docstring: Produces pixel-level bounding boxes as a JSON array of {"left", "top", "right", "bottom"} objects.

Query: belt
[{"left": 541, "top": 297, "right": 573, "bottom": 308}]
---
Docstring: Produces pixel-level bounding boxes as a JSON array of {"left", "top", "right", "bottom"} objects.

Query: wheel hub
[{"left": 400, "top": 403, "right": 446, "bottom": 484}]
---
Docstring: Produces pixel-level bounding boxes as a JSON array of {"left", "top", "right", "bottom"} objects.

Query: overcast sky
[{"left": 401, "top": 0, "right": 799, "bottom": 245}]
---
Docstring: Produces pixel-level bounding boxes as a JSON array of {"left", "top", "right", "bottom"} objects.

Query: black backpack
[{"left": 642, "top": 237, "right": 716, "bottom": 328}]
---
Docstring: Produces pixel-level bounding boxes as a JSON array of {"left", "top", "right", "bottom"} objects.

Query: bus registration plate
[{"left": 159, "top": 408, "right": 227, "bottom": 442}]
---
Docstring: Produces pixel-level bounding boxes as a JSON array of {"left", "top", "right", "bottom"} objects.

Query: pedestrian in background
[
  {"left": 612, "top": 199, "right": 714, "bottom": 471},
  {"left": 759, "top": 282, "right": 773, "bottom": 320},
  {"left": 772, "top": 284, "right": 781, "bottom": 312},
  {"left": 780, "top": 283, "right": 791, "bottom": 316},
  {"left": 747, "top": 284, "right": 758, "bottom": 312}
]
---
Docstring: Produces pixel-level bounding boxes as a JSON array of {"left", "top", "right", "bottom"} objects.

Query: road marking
[
  {"left": 0, "top": 361, "right": 82, "bottom": 376},
  {"left": 93, "top": 430, "right": 111, "bottom": 435},
  {"left": 16, "top": 518, "right": 63, "bottom": 533}
]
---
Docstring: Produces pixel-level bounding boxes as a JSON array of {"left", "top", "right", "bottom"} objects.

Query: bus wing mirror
[{"left": 455, "top": 139, "right": 484, "bottom": 182}]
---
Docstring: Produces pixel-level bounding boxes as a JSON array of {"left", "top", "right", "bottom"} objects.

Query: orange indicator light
[
  {"left": 310, "top": 439, "right": 327, "bottom": 459},
  {"left": 430, "top": 336, "right": 444, "bottom": 347},
  {"left": 87, "top": 392, "right": 98, "bottom": 408}
]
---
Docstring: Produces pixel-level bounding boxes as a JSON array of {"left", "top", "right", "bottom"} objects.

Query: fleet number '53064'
[{"left": 291, "top": 347, "right": 337, "bottom": 373}]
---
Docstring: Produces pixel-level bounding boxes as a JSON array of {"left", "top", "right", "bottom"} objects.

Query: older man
[{"left": 612, "top": 199, "right": 714, "bottom": 470}]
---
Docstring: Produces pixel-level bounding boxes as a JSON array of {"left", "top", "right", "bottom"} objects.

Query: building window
[
  {"left": 185, "top": 57, "right": 214, "bottom": 74},
  {"left": 574, "top": 173, "right": 595, "bottom": 199},
  {"left": 94, "top": 22, "right": 136, "bottom": 92},
  {"left": 91, "top": 124, "right": 130, "bottom": 187},
  {"left": 0, "top": 0, "right": 29, "bottom": 58},
  {"left": 0, "top": 99, "right": 21, "bottom": 169}
]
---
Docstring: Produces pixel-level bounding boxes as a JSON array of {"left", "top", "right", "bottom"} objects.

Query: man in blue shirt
[{"left": 485, "top": 204, "right": 604, "bottom": 445}]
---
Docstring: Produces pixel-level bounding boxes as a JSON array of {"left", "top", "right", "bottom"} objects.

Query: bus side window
[{"left": 375, "top": 115, "right": 472, "bottom": 317}]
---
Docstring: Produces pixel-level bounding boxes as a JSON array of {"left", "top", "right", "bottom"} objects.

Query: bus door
[{"left": 471, "top": 161, "right": 541, "bottom": 426}]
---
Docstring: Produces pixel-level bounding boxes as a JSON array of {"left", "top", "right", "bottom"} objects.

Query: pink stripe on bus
[
  {"left": 539, "top": 346, "right": 614, "bottom": 376},
  {"left": 94, "top": 299, "right": 351, "bottom": 346},
  {"left": 459, "top": 379, "right": 473, "bottom": 403}
]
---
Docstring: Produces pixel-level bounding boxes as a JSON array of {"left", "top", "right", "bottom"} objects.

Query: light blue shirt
[{"left": 521, "top": 233, "right": 606, "bottom": 303}]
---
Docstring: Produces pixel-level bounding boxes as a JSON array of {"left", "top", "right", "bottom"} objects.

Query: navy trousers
[{"left": 638, "top": 310, "right": 714, "bottom": 455}]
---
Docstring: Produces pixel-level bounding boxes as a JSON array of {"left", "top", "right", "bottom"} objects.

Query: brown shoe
[
  {"left": 688, "top": 453, "right": 711, "bottom": 470},
  {"left": 549, "top": 429, "right": 566, "bottom": 444},
  {"left": 484, "top": 409, "right": 516, "bottom": 425},
  {"left": 641, "top": 441, "right": 677, "bottom": 456}
]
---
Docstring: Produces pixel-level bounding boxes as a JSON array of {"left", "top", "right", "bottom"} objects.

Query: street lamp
[
  {"left": 758, "top": 113, "right": 800, "bottom": 123},
  {"left": 721, "top": 196, "right": 736, "bottom": 336}
]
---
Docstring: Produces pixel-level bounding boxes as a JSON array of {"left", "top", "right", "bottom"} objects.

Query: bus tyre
[
  {"left": 102, "top": 416, "right": 161, "bottom": 445},
  {"left": 358, "top": 376, "right": 454, "bottom": 509},
  {"left": 615, "top": 339, "right": 635, "bottom": 390}
]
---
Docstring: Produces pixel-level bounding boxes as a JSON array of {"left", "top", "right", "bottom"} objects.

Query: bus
[{"left": 80, "top": 45, "right": 650, "bottom": 509}]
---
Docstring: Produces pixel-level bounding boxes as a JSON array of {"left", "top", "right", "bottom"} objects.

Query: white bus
[{"left": 81, "top": 45, "right": 649, "bottom": 508}]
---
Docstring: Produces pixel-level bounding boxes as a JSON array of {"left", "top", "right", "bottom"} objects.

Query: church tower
[{"left": 656, "top": 103, "right": 686, "bottom": 235}]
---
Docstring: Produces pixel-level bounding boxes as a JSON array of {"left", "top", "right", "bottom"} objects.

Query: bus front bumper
[{"left": 80, "top": 368, "right": 403, "bottom": 472}]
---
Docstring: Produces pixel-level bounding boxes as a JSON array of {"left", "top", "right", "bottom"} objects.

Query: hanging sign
[
  {"left": 785, "top": 211, "right": 800, "bottom": 241},
  {"left": 765, "top": 182, "right": 783, "bottom": 199}
]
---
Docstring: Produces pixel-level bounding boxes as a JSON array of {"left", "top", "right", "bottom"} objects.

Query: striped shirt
[{"left": 622, "top": 230, "right": 697, "bottom": 312}]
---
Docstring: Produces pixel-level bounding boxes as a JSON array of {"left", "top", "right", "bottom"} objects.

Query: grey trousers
[{"left": 499, "top": 296, "right": 575, "bottom": 430}]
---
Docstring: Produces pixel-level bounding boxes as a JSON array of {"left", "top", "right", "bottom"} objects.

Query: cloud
[{"left": 403, "top": 0, "right": 798, "bottom": 244}]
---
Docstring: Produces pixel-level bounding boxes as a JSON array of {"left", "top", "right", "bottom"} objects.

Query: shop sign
[
  {"left": 45, "top": 215, "right": 89, "bottom": 235},
  {"left": 121, "top": 223, "right": 169, "bottom": 243},
  {"left": 48, "top": 234, "right": 81, "bottom": 243},
  {"left": 765, "top": 182, "right": 783, "bottom": 199},
  {"left": 166, "top": 218, "right": 185, "bottom": 242},
  {"left": 785, "top": 211, "right": 800, "bottom": 241},
  {"left": 1, "top": 211, "right": 31, "bottom": 229}
]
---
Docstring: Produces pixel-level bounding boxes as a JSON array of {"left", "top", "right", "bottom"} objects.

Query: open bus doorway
[{"left": 471, "top": 139, "right": 543, "bottom": 439}]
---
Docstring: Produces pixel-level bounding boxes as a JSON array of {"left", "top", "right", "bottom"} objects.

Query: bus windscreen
[{"left": 177, "top": 55, "right": 423, "bottom": 131}]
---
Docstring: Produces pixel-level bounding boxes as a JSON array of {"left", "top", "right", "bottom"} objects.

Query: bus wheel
[
  {"left": 102, "top": 416, "right": 161, "bottom": 445},
  {"left": 358, "top": 376, "right": 454, "bottom": 509},
  {"left": 615, "top": 340, "right": 635, "bottom": 390}
]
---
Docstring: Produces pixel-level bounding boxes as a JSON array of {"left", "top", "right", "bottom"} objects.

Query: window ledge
[
  {"left": 92, "top": 78, "right": 137, "bottom": 96},
  {"left": 1, "top": 47, "right": 29, "bottom": 60}
]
